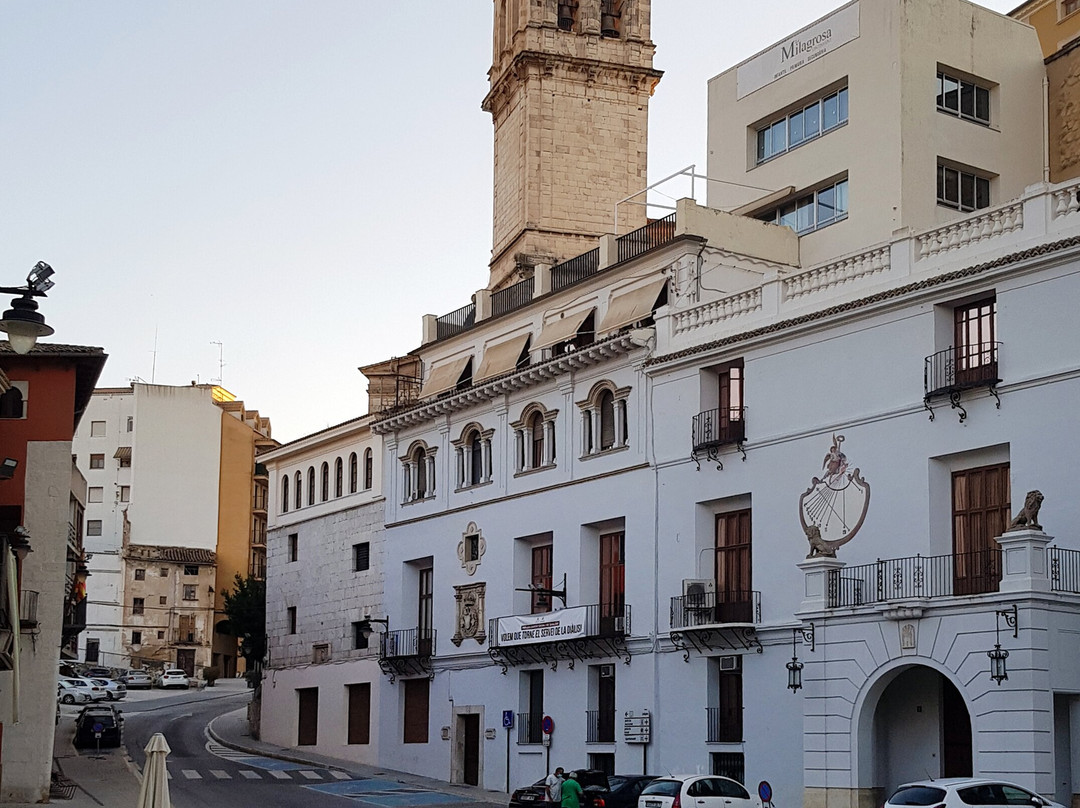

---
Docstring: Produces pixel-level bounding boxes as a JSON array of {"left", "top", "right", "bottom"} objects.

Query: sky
[{"left": 0, "top": 0, "right": 1019, "bottom": 443}]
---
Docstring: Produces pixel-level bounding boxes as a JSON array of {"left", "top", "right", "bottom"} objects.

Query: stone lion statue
[
  {"left": 805, "top": 524, "right": 841, "bottom": 558},
  {"left": 1006, "top": 490, "right": 1044, "bottom": 532}
]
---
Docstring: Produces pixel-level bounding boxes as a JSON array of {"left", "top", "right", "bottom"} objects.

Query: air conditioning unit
[
  {"left": 719, "top": 655, "right": 741, "bottom": 672},
  {"left": 683, "top": 578, "right": 716, "bottom": 601},
  {"left": 599, "top": 664, "right": 615, "bottom": 678}
]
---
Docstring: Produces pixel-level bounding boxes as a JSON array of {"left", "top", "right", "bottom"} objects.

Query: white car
[
  {"left": 639, "top": 775, "right": 757, "bottom": 808},
  {"left": 885, "top": 780, "right": 1065, "bottom": 808},
  {"left": 157, "top": 669, "right": 190, "bottom": 689},
  {"left": 90, "top": 678, "right": 127, "bottom": 701},
  {"left": 57, "top": 678, "right": 100, "bottom": 704}
]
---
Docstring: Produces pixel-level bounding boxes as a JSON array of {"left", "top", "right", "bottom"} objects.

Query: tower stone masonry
[{"left": 483, "top": 0, "right": 662, "bottom": 291}]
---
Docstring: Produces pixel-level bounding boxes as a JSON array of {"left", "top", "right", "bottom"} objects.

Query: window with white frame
[
  {"left": 402, "top": 442, "right": 437, "bottom": 503},
  {"left": 453, "top": 425, "right": 493, "bottom": 489},
  {"left": 320, "top": 462, "right": 329, "bottom": 502},
  {"left": 88, "top": 486, "right": 104, "bottom": 503},
  {"left": 90, "top": 420, "right": 106, "bottom": 437},
  {"left": 349, "top": 452, "right": 358, "bottom": 493},
  {"left": 282, "top": 475, "right": 290, "bottom": 513},
  {"left": 364, "top": 448, "right": 373, "bottom": 490},
  {"left": 937, "top": 163, "right": 991, "bottom": 212},
  {"left": 335, "top": 457, "right": 343, "bottom": 498},
  {"left": 756, "top": 85, "right": 848, "bottom": 164},
  {"left": 307, "top": 466, "right": 315, "bottom": 505},
  {"left": 756, "top": 178, "right": 848, "bottom": 234},
  {"left": 936, "top": 70, "right": 990, "bottom": 126},
  {"left": 294, "top": 471, "right": 302, "bottom": 510},
  {"left": 577, "top": 383, "right": 630, "bottom": 456},
  {"left": 511, "top": 404, "right": 558, "bottom": 473}
]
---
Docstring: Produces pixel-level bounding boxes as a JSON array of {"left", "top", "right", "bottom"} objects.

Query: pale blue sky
[{"left": 0, "top": 1, "right": 1017, "bottom": 441}]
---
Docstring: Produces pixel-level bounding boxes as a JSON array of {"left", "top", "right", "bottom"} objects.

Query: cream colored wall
[
  {"left": 706, "top": 0, "right": 1044, "bottom": 269},
  {"left": 1013, "top": 0, "right": 1080, "bottom": 57},
  {"left": 215, "top": 411, "right": 256, "bottom": 671}
]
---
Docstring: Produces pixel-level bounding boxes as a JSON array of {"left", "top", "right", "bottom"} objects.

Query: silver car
[
  {"left": 885, "top": 779, "right": 1065, "bottom": 808},
  {"left": 121, "top": 669, "right": 153, "bottom": 689},
  {"left": 90, "top": 678, "right": 127, "bottom": 700}
]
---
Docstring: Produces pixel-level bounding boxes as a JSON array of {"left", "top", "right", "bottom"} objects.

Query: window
[
  {"left": 321, "top": 462, "right": 329, "bottom": 502},
  {"left": 0, "top": 387, "right": 24, "bottom": 419},
  {"left": 85, "top": 638, "right": 100, "bottom": 663},
  {"left": 952, "top": 463, "right": 1009, "bottom": 595},
  {"left": 160, "top": 568, "right": 168, "bottom": 577},
  {"left": 87, "top": 520, "right": 102, "bottom": 536},
  {"left": 1066, "top": 0, "right": 1080, "bottom": 16},
  {"left": 954, "top": 296, "right": 998, "bottom": 383},
  {"left": 599, "top": 532, "right": 626, "bottom": 635},
  {"left": 159, "top": 595, "right": 167, "bottom": 605},
  {"left": 88, "top": 487, "right": 103, "bottom": 503},
  {"left": 126, "top": 416, "right": 134, "bottom": 432},
  {"left": 520, "top": 669, "right": 544, "bottom": 744},
  {"left": 347, "top": 683, "right": 371, "bottom": 744},
  {"left": 364, "top": 449, "right": 373, "bottom": 490},
  {"left": 282, "top": 475, "right": 290, "bottom": 513},
  {"left": 531, "top": 544, "right": 553, "bottom": 614},
  {"left": 937, "top": 71, "right": 990, "bottom": 125},
  {"left": 184, "top": 564, "right": 198, "bottom": 576},
  {"left": 403, "top": 678, "right": 430, "bottom": 743},
  {"left": 119, "top": 455, "right": 131, "bottom": 468},
  {"left": 134, "top": 568, "right": 145, "bottom": 581},
  {"left": 353, "top": 542, "right": 370, "bottom": 572},
  {"left": 294, "top": 471, "right": 302, "bottom": 510},
  {"left": 287, "top": 606, "right": 297, "bottom": 634},
  {"left": 757, "top": 86, "right": 848, "bottom": 163},
  {"left": 418, "top": 567, "right": 434, "bottom": 655},
  {"left": 183, "top": 584, "right": 197, "bottom": 601},
  {"left": 157, "top": 630, "right": 165, "bottom": 640},
  {"left": 132, "top": 597, "right": 144, "bottom": 616},
  {"left": 350, "top": 452, "right": 358, "bottom": 493},
  {"left": 307, "top": 466, "right": 315, "bottom": 505},
  {"left": 937, "top": 164, "right": 990, "bottom": 212},
  {"left": 403, "top": 444, "right": 436, "bottom": 502},
  {"left": 131, "top": 630, "right": 142, "bottom": 645},
  {"left": 716, "top": 510, "right": 753, "bottom": 623},
  {"left": 352, "top": 620, "right": 370, "bottom": 650},
  {"left": 463, "top": 533, "right": 480, "bottom": 564},
  {"left": 335, "top": 457, "right": 343, "bottom": 498},
  {"left": 557, "top": 0, "right": 578, "bottom": 31},
  {"left": 758, "top": 178, "right": 848, "bottom": 234},
  {"left": 529, "top": 412, "right": 544, "bottom": 469},
  {"left": 599, "top": 0, "right": 622, "bottom": 37},
  {"left": 288, "top": 533, "right": 299, "bottom": 563},
  {"left": 90, "top": 420, "right": 106, "bottom": 437},
  {"left": 711, "top": 753, "right": 746, "bottom": 785},
  {"left": 599, "top": 391, "right": 616, "bottom": 450},
  {"left": 589, "top": 664, "right": 616, "bottom": 743},
  {"left": 89, "top": 454, "right": 105, "bottom": 469},
  {"left": 709, "top": 658, "right": 743, "bottom": 742},
  {"left": 580, "top": 385, "right": 628, "bottom": 456},
  {"left": 119, "top": 486, "right": 130, "bottom": 502}
]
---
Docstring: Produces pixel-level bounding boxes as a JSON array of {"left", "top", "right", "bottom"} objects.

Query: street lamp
[
  {"left": 0, "top": 262, "right": 55, "bottom": 354},
  {"left": 786, "top": 623, "right": 816, "bottom": 692},
  {"left": 988, "top": 604, "right": 1018, "bottom": 685}
]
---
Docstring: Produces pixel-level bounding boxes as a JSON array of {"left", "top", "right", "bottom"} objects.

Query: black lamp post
[
  {"left": 787, "top": 623, "right": 815, "bottom": 692},
  {"left": 0, "top": 262, "right": 55, "bottom": 354}
]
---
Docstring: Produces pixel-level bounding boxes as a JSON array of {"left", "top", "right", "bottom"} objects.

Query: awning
[
  {"left": 534, "top": 308, "right": 594, "bottom": 351},
  {"left": 598, "top": 278, "right": 668, "bottom": 335},
  {"left": 474, "top": 334, "right": 530, "bottom": 383},
  {"left": 114, "top": 446, "right": 132, "bottom": 460},
  {"left": 419, "top": 355, "right": 472, "bottom": 400}
]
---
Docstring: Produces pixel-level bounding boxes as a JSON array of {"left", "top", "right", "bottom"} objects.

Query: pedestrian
[
  {"left": 546, "top": 767, "right": 565, "bottom": 803},
  {"left": 561, "top": 771, "right": 584, "bottom": 808}
]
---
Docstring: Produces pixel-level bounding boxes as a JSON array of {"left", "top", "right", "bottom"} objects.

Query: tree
[{"left": 222, "top": 573, "right": 266, "bottom": 676}]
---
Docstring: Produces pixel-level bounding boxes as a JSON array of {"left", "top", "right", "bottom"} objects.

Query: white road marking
[
  {"left": 210, "top": 770, "right": 230, "bottom": 779},
  {"left": 331, "top": 771, "right": 351, "bottom": 780},
  {"left": 182, "top": 770, "right": 202, "bottom": 780},
  {"left": 240, "top": 770, "right": 261, "bottom": 779},
  {"left": 298, "top": 770, "right": 322, "bottom": 780},
  {"left": 269, "top": 770, "right": 291, "bottom": 780}
]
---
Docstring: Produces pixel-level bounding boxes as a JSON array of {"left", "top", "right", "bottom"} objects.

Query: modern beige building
[{"left": 1011, "top": 0, "right": 1080, "bottom": 56}]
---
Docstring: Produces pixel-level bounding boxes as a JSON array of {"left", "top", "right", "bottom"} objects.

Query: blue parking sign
[{"left": 502, "top": 710, "right": 514, "bottom": 729}]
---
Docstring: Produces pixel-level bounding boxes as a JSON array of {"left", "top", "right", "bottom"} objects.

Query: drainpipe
[{"left": 1043, "top": 74, "right": 1051, "bottom": 184}]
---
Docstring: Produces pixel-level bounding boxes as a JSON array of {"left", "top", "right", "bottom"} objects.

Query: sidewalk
[{"left": 207, "top": 696, "right": 508, "bottom": 805}]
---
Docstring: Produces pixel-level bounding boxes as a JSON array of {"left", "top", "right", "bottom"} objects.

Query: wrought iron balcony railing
[
  {"left": 435, "top": 303, "right": 476, "bottom": 341},
  {"left": 706, "top": 706, "right": 742, "bottom": 743},
  {"left": 551, "top": 248, "right": 601, "bottom": 292},
  {"left": 516, "top": 711, "right": 543, "bottom": 745},
  {"left": 827, "top": 548, "right": 1002, "bottom": 607},
  {"left": 492, "top": 278, "right": 534, "bottom": 318},
  {"left": 19, "top": 589, "right": 38, "bottom": 628},
  {"left": 1051, "top": 547, "right": 1080, "bottom": 594},
  {"left": 617, "top": 213, "right": 677, "bottom": 263},
  {"left": 586, "top": 709, "right": 616, "bottom": 743},
  {"left": 692, "top": 408, "right": 745, "bottom": 453},
  {"left": 671, "top": 590, "right": 760, "bottom": 630},
  {"left": 925, "top": 342, "right": 1001, "bottom": 397},
  {"left": 380, "top": 627, "right": 435, "bottom": 660}
]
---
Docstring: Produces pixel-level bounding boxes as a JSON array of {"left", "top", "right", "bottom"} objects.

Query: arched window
[
  {"left": 282, "top": 476, "right": 290, "bottom": 513},
  {"left": 335, "top": 457, "right": 343, "bottom": 498},
  {"left": 320, "top": 462, "right": 329, "bottom": 502},
  {"left": 529, "top": 412, "right": 545, "bottom": 469},
  {"left": 349, "top": 452, "right": 358, "bottom": 493},
  {"left": 294, "top": 471, "right": 302, "bottom": 510},
  {"left": 0, "top": 387, "right": 23, "bottom": 419},
  {"left": 402, "top": 443, "right": 437, "bottom": 502},
  {"left": 307, "top": 467, "right": 316, "bottom": 505},
  {"left": 469, "top": 431, "right": 484, "bottom": 486},
  {"left": 415, "top": 448, "right": 428, "bottom": 499},
  {"left": 364, "top": 448, "right": 373, "bottom": 490},
  {"left": 599, "top": 390, "right": 616, "bottom": 450}
]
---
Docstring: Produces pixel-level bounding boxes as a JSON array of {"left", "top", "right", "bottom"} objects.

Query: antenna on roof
[{"left": 210, "top": 340, "right": 225, "bottom": 386}]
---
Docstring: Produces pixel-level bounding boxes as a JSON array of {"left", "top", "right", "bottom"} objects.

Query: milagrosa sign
[{"left": 736, "top": 2, "right": 860, "bottom": 99}]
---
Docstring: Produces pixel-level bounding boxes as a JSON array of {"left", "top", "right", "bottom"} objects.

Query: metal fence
[
  {"left": 827, "top": 549, "right": 1002, "bottom": 607},
  {"left": 692, "top": 408, "right": 746, "bottom": 452},
  {"left": 435, "top": 303, "right": 476, "bottom": 341},
  {"left": 551, "top": 248, "right": 600, "bottom": 292},
  {"left": 616, "top": 213, "right": 677, "bottom": 263},
  {"left": 706, "top": 707, "right": 741, "bottom": 744},
  {"left": 381, "top": 627, "right": 436, "bottom": 659},
  {"left": 1051, "top": 547, "right": 1080, "bottom": 594},
  {"left": 516, "top": 712, "right": 543, "bottom": 744},
  {"left": 671, "top": 590, "right": 760, "bottom": 629},
  {"left": 492, "top": 278, "right": 534, "bottom": 318},
  {"left": 924, "top": 342, "right": 1001, "bottom": 396},
  {"left": 586, "top": 709, "right": 616, "bottom": 743}
]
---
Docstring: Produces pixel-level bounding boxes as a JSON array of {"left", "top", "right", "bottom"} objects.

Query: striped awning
[
  {"left": 534, "top": 308, "right": 594, "bottom": 351},
  {"left": 114, "top": 446, "right": 132, "bottom": 460},
  {"left": 598, "top": 278, "right": 668, "bottom": 335},
  {"left": 474, "top": 334, "right": 530, "bottom": 383},
  {"left": 419, "top": 355, "right": 472, "bottom": 400}
]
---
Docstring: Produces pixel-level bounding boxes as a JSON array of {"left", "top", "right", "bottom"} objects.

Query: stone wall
[{"left": 1048, "top": 40, "right": 1080, "bottom": 183}]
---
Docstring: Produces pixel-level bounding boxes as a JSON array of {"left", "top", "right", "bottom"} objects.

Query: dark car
[
  {"left": 606, "top": 776, "right": 660, "bottom": 808},
  {"left": 510, "top": 770, "right": 611, "bottom": 808},
  {"left": 73, "top": 704, "right": 124, "bottom": 748},
  {"left": 82, "top": 667, "right": 112, "bottom": 678}
]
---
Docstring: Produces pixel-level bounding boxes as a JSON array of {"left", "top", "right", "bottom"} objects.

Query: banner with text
[{"left": 496, "top": 607, "right": 590, "bottom": 647}]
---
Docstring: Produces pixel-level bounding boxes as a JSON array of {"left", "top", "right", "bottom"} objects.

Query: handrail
[
  {"left": 551, "top": 248, "right": 601, "bottom": 292},
  {"left": 827, "top": 549, "right": 1002, "bottom": 607},
  {"left": 492, "top": 278, "right": 534, "bottom": 318},
  {"left": 616, "top": 213, "right": 677, "bottom": 263},
  {"left": 670, "top": 590, "right": 760, "bottom": 630},
  {"left": 436, "top": 303, "right": 476, "bottom": 341}
]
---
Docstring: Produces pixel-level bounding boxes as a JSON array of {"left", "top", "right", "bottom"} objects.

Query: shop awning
[
  {"left": 598, "top": 278, "right": 668, "bottom": 335},
  {"left": 534, "top": 308, "right": 594, "bottom": 351},
  {"left": 418, "top": 355, "right": 472, "bottom": 400},
  {"left": 114, "top": 446, "right": 132, "bottom": 460},
  {"left": 474, "top": 334, "right": 531, "bottom": 384}
]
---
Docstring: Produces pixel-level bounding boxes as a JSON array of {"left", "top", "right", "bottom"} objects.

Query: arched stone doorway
[{"left": 857, "top": 664, "right": 972, "bottom": 799}]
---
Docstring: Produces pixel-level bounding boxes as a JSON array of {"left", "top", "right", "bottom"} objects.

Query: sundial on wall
[{"left": 798, "top": 434, "right": 871, "bottom": 554}]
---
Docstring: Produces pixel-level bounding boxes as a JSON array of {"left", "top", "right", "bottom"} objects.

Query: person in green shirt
[{"left": 561, "top": 772, "right": 584, "bottom": 808}]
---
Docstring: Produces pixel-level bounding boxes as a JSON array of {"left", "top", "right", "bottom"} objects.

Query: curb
[{"left": 206, "top": 709, "right": 350, "bottom": 772}]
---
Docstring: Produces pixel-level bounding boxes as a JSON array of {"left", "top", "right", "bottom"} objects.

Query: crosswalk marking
[
  {"left": 298, "top": 770, "right": 322, "bottom": 780},
  {"left": 239, "top": 770, "right": 260, "bottom": 780},
  {"left": 269, "top": 770, "right": 291, "bottom": 780},
  {"left": 331, "top": 771, "right": 351, "bottom": 780},
  {"left": 182, "top": 770, "right": 202, "bottom": 780},
  {"left": 210, "top": 770, "right": 230, "bottom": 779}
]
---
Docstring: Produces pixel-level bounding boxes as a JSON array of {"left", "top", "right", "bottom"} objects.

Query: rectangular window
[
  {"left": 119, "top": 456, "right": 131, "bottom": 468},
  {"left": 90, "top": 421, "right": 106, "bottom": 437},
  {"left": 758, "top": 179, "right": 848, "bottom": 234},
  {"left": 89, "top": 454, "right": 105, "bottom": 469},
  {"left": 132, "top": 597, "right": 144, "bottom": 616},
  {"left": 87, "top": 520, "right": 102, "bottom": 536},
  {"left": 119, "top": 486, "right": 131, "bottom": 502},
  {"left": 463, "top": 533, "right": 480, "bottom": 563},
  {"left": 1065, "top": 0, "right": 1080, "bottom": 17},
  {"left": 522, "top": 669, "right": 544, "bottom": 744},
  {"left": 589, "top": 664, "right": 616, "bottom": 743},
  {"left": 126, "top": 416, "right": 134, "bottom": 432},
  {"left": 159, "top": 596, "right": 167, "bottom": 605},
  {"left": 418, "top": 568, "right": 434, "bottom": 656},
  {"left": 287, "top": 606, "right": 297, "bottom": 634},
  {"left": 716, "top": 510, "right": 753, "bottom": 624},
  {"left": 183, "top": 564, "right": 198, "bottom": 576},
  {"left": 403, "top": 678, "right": 430, "bottom": 743},
  {"left": 347, "top": 683, "right": 372, "bottom": 744},
  {"left": 160, "top": 568, "right": 168, "bottom": 577},
  {"left": 88, "top": 487, "right": 103, "bottom": 503},
  {"left": 131, "top": 630, "right": 142, "bottom": 645},
  {"left": 288, "top": 533, "right": 299, "bottom": 563},
  {"left": 531, "top": 544, "right": 553, "bottom": 614},
  {"left": 599, "top": 532, "right": 626, "bottom": 635},
  {"left": 757, "top": 86, "right": 848, "bottom": 163},
  {"left": 711, "top": 752, "right": 745, "bottom": 784},
  {"left": 353, "top": 621, "right": 370, "bottom": 650},
  {"left": 156, "top": 630, "right": 165, "bottom": 640},
  {"left": 954, "top": 296, "right": 997, "bottom": 382},
  {"left": 134, "top": 568, "right": 145, "bottom": 581},
  {"left": 937, "top": 71, "right": 990, "bottom": 125},
  {"left": 353, "top": 542, "right": 370, "bottom": 572},
  {"left": 952, "top": 463, "right": 1009, "bottom": 596},
  {"left": 937, "top": 164, "right": 991, "bottom": 212},
  {"left": 85, "top": 638, "right": 100, "bottom": 663},
  {"left": 183, "top": 585, "right": 197, "bottom": 601}
]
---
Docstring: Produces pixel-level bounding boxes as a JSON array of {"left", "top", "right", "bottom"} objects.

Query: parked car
[
  {"left": 82, "top": 666, "right": 112, "bottom": 678},
  {"left": 606, "top": 776, "right": 660, "bottom": 808},
  {"left": 157, "top": 669, "right": 190, "bottom": 689},
  {"left": 119, "top": 669, "right": 152, "bottom": 689},
  {"left": 885, "top": 780, "right": 1065, "bottom": 808},
  {"left": 89, "top": 678, "right": 127, "bottom": 701},
  {"left": 57, "top": 680, "right": 93, "bottom": 705},
  {"left": 511, "top": 770, "right": 611, "bottom": 808},
  {"left": 638, "top": 775, "right": 756, "bottom": 808},
  {"left": 57, "top": 677, "right": 106, "bottom": 703},
  {"left": 73, "top": 704, "right": 124, "bottom": 748}
]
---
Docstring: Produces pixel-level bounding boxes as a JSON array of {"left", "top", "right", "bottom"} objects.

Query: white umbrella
[{"left": 136, "top": 732, "right": 172, "bottom": 808}]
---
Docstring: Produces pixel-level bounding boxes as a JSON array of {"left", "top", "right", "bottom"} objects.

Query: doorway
[
  {"left": 297, "top": 687, "right": 319, "bottom": 746},
  {"left": 176, "top": 648, "right": 195, "bottom": 677},
  {"left": 462, "top": 714, "right": 480, "bottom": 785},
  {"left": 452, "top": 707, "right": 483, "bottom": 787}
]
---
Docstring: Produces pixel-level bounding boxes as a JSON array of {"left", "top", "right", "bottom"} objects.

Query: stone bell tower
[{"left": 483, "top": 0, "right": 662, "bottom": 291}]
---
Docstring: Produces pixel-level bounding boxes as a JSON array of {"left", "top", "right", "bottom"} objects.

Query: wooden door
[
  {"left": 952, "top": 464, "right": 1009, "bottom": 595},
  {"left": 715, "top": 511, "right": 752, "bottom": 623},
  {"left": 462, "top": 714, "right": 480, "bottom": 786},
  {"left": 176, "top": 648, "right": 195, "bottom": 677},
  {"left": 599, "top": 532, "right": 625, "bottom": 635},
  {"left": 347, "top": 683, "right": 370, "bottom": 745},
  {"left": 403, "top": 678, "right": 429, "bottom": 744},
  {"left": 531, "top": 545, "right": 552, "bottom": 613},
  {"left": 418, "top": 568, "right": 433, "bottom": 656},
  {"left": 297, "top": 687, "right": 319, "bottom": 746}
]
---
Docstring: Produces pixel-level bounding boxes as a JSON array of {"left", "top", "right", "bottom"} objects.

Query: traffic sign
[
  {"left": 502, "top": 710, "right": 515, "bottom": 729},
  {"left": 758, "top": 782, "right": 772, "bottom": 803},
  {"left": 92, "top": 722, "right": 104, "bottom": 735},
  {"left": 623, "top": 709, "right": 651, "bottom": 744},
  {"left": 541, "top": 715, "right": 554, "bottom": 734}
]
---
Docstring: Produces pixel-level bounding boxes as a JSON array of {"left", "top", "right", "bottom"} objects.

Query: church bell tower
[{"left": 483, "top": 0, "right": 662, "bottom": 291}]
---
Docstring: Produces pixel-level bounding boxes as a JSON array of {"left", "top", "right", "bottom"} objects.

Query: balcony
[
  {"left": 436, "top": 303, "right": 476, "bottom": 341},
  {"left": 492, "top": 278, "right": 534, "bottom": 318},
  {"left": 924, "top": 342, "right": 1002, "bottom": 421},
  {"left": 1049, "top": 547, "right": 1080, "bottom": 594},
  {"left": 378, "top": 627, "right": 435, "bottom": 682},
  {"left": 827, "top": 549, "right": 1002, "bottom": 608},
  {"left": 669, "top": 590, "right": 762, "bottom": 660},
  {"left": 586, "top": 709, "right": 616, "bottom": 743},
  {"left": 617, "top": 214, "right": 677, "bottom": 263},
  {"left": 706, "top": 707, "right": 741, "bottom": 744},
  {"left": 19, "top": 589, "right": 38, "bottom": 629},
  {"left": 173, "top": 629, "right": 204, "bottom": 646},
  {"left": 488, "top": 603, "right": 632, "bottom": 672},
  {"left": 516, "top": 712, "right": 544, "bottom": 745},
  {"left": 691, "top": 408, "right": 746, "bottom": 469}
]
